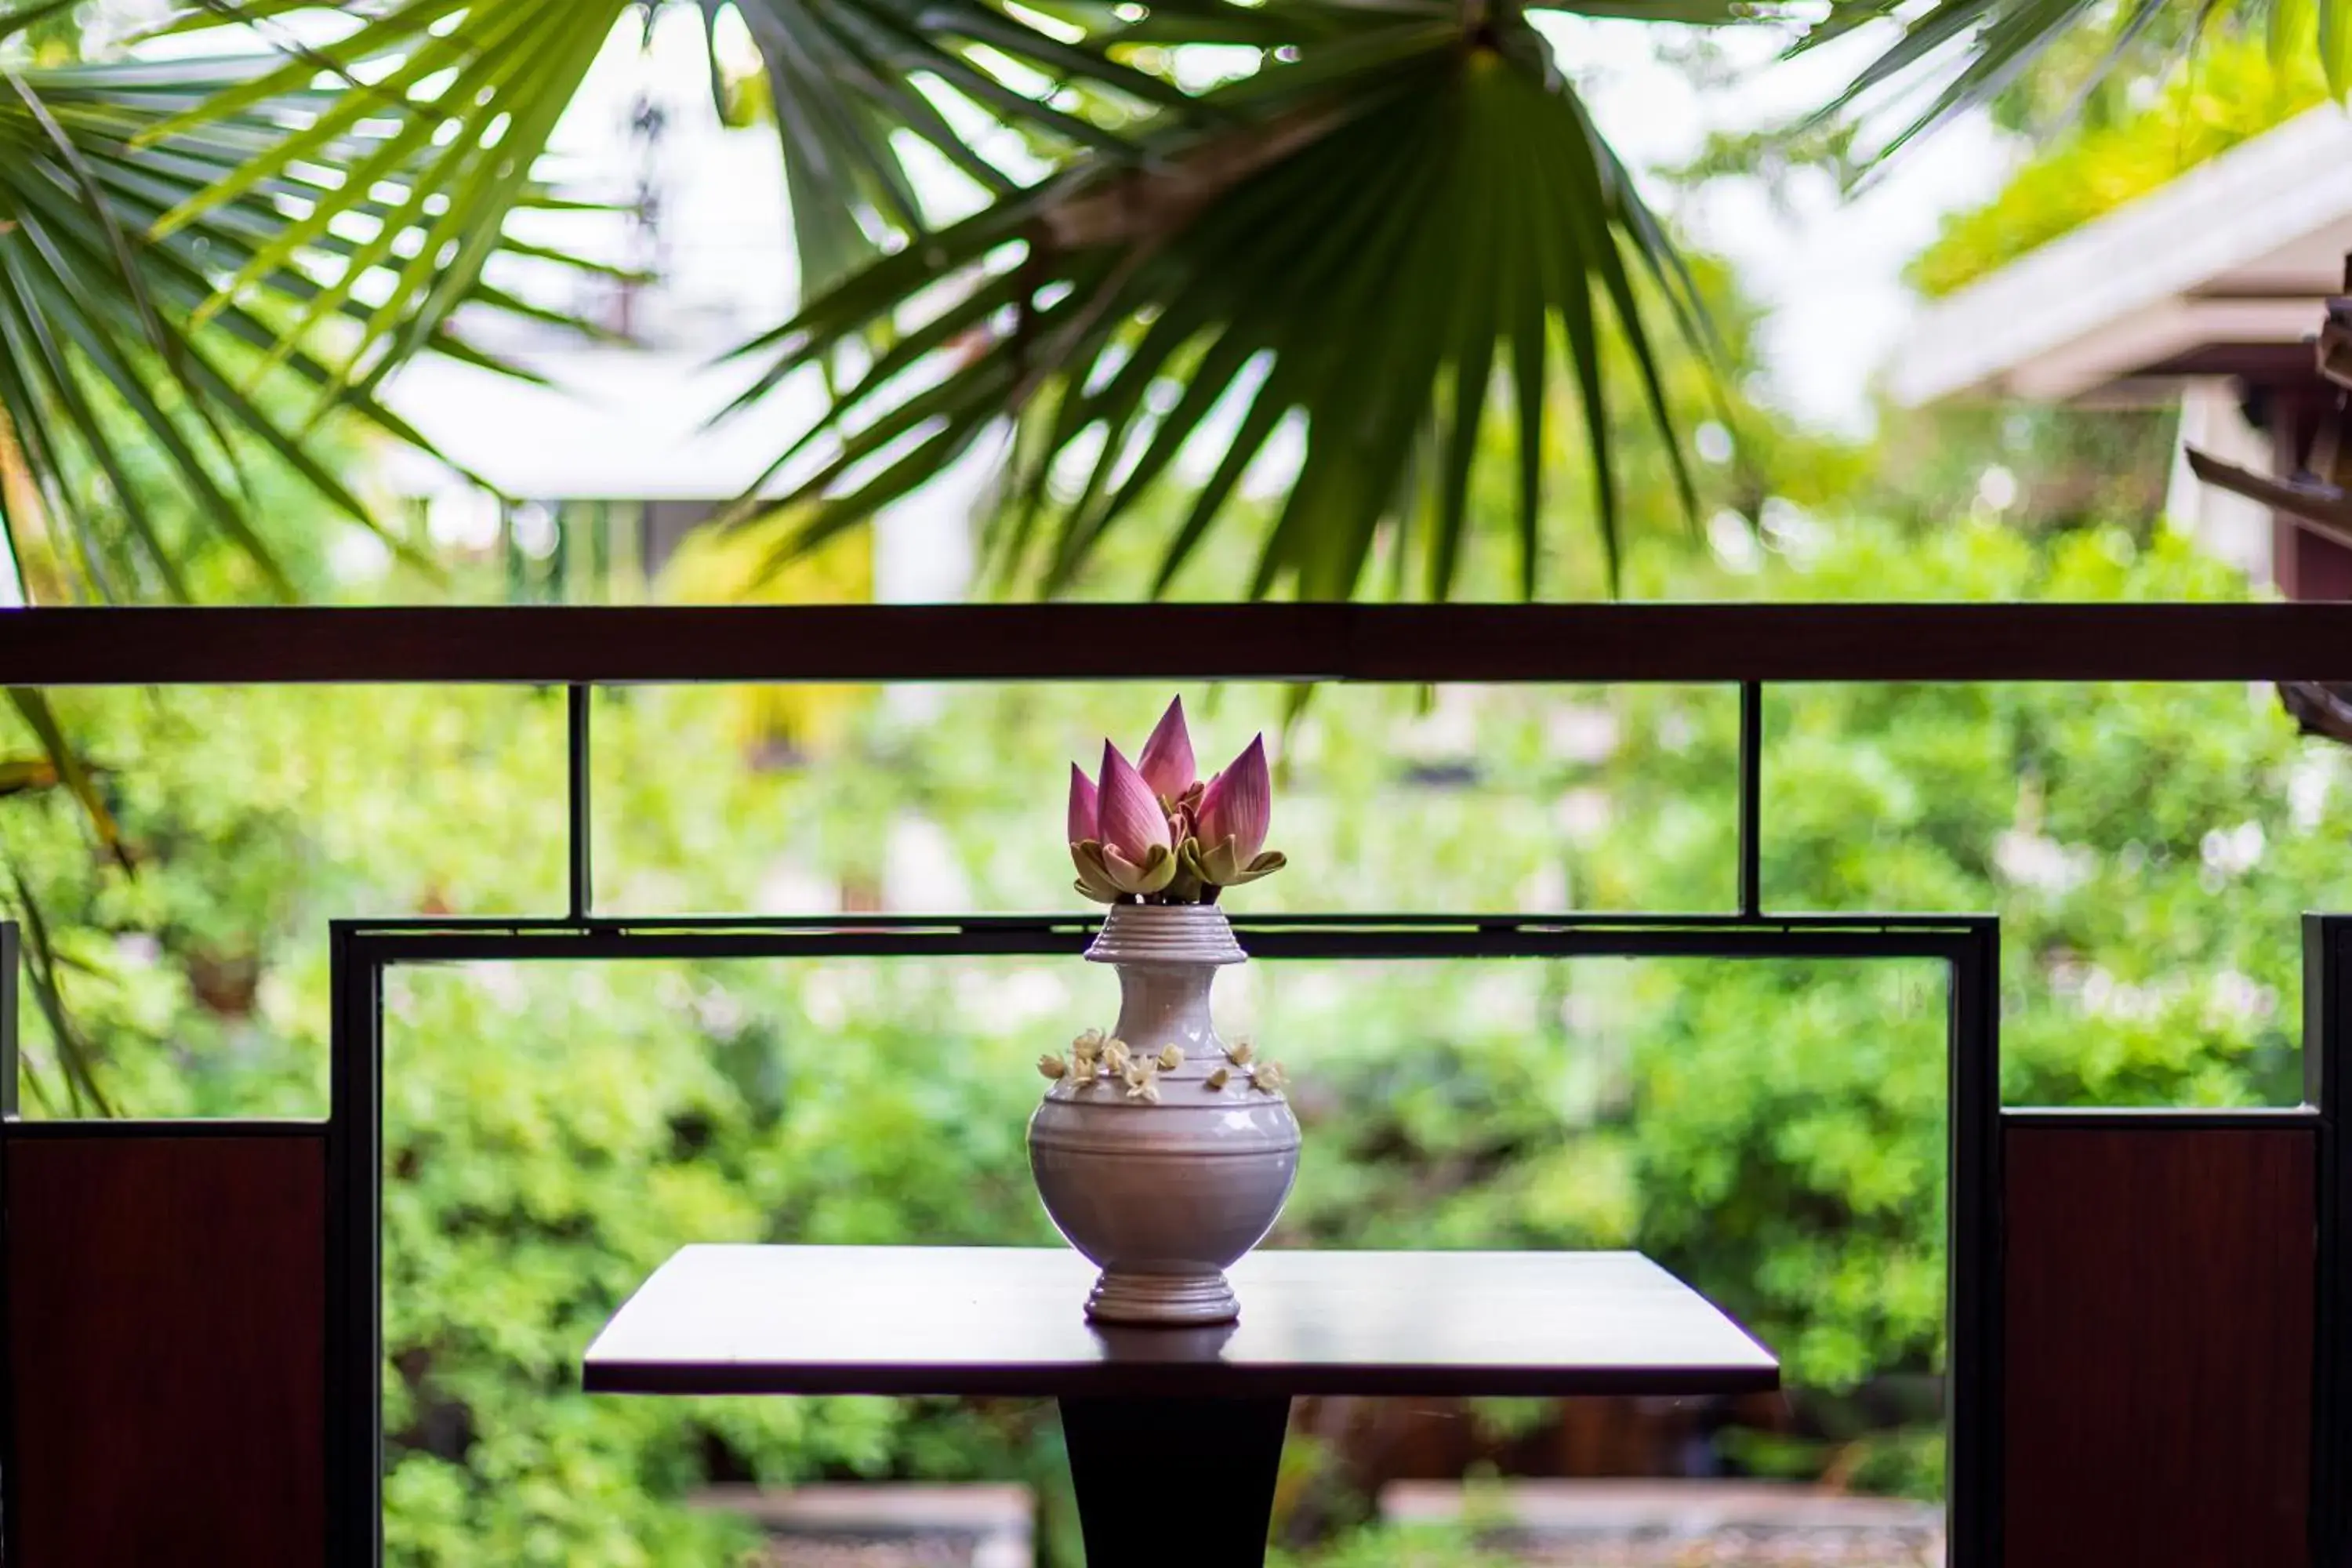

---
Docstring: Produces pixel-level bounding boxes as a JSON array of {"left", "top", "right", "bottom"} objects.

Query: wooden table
[{"left": 585, "top": 1246, "right": 1778, "bottom": 1563}]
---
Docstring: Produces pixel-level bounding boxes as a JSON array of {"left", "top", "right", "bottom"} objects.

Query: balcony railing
[{"left": 2, "top": 599, "right": 2348, "bottom": 1568}]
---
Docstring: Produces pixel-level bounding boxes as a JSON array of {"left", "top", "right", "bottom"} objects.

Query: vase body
[{"left": 1027, "top": 902, "right": 1301, "bottom": 1325}]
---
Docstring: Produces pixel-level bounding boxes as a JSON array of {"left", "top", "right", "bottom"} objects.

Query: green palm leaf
[
  {"left": 0, "top": 45, "right": 580, "bottom": 597},
  {"left": 1817, "top": 0, "right": 2352, "bottom": 155},
  {"left": 731, "top": 2, "right": 1705, "bottom": 600},
  {"left": 5, "top": 851, "right": 114, "bottom": 1115},
  {"left": 147, "top": 0, "right": 1199, "bottom": 390}
]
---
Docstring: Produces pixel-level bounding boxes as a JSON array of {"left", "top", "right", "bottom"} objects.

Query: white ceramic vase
[{"left": 1027, "top": 902, "right": 1301, "bottom": 1326}]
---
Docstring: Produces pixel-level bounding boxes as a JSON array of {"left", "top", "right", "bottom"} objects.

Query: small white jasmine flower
[
  {"left": 1036, "top": 1054, "right": 1068, "bottom": 1080},
  {"left": 1224, "top": 1039, "right": 1254, "bottom": 1066},
  {"left": 1123, "top": 1063, "right": 1160, "bottom": 1104},
  {"left": 1102, "top": 1039, "right": 1132, "bottom": 1074},
  {"left": 1256, "top": 1062, "right": 1287, "bottom": 1094},
  {"left": 1156, "top": 1044, "right": 1184, "bottom": 1072},
  {"left": 1204, "top": 1067, "right": 1230, "bottom": 1091}
]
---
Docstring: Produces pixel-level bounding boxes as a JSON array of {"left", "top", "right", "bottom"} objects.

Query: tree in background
[{"left": 5, "top": 0, "right": 2346, "bottom": 608}]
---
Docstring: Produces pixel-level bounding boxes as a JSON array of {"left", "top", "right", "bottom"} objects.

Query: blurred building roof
[{"left": 1892, "top": 106, "right": 2352, "bottom": 406}]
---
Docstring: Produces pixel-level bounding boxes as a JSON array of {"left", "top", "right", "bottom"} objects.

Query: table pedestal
[{"left": 1060, "top": 1396, "right": 1290, "bottom": 1563}]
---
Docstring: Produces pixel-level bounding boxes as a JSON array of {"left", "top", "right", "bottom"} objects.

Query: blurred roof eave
[{"left": 1891, "top": 106, "right": 2352, "bottom": 407}]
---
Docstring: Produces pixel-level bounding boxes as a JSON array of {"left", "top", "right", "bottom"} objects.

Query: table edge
[{"left": 581, "top": 1359, "right": 1782, "bottom": 1400}]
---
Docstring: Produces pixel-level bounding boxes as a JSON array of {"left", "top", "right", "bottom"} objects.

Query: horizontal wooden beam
[{"left": 9, "top": 602, "right": 2352, "bottom": 684}]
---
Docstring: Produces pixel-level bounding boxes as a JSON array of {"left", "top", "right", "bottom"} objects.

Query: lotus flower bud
[
  {"left": 1205, "top": 1067, "right": 1231, "bottom": 1091},
  {"left": 1037, "top": 1054, "right": 1068, "bottom": 1080},
  {"left": 1224, "top": 1039, "right": 1254, "bottom": 1066},
  {"left": 1198, "top": 736, "right": 1270, "bottom": 863},
  {"left": 1190, "top": 735, "right": 1284, "bottom": 888},
  {"left": 1156, "top": 1044, "right": 1184, "bottom": 1072},
  {"left": 1137, "top": 697, "right": 1197, "bottom": 803},
  {"left": 1256, "top": 1062, "right": 1287, "bottom": 1093},
  {"left": 1095, "top": 742, "right": 1178, "bottom": 896}
]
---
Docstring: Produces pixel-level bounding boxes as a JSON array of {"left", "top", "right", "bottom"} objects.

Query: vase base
[{"left": 1085, "top": 1269, "right": 1240, "bottom": 1326}]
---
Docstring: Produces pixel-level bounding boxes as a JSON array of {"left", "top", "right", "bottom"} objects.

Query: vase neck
[{"left": 1112, "top": 961, "right": 1221, "bottom": 1065}]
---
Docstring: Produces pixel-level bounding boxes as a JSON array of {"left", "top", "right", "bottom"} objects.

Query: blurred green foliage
[
  {"left": 1910, "top": 38, "right": 2328, "bottom": 299},
  {"left": 1, "top": 513, "right": 2332, "bottom": 1559}
]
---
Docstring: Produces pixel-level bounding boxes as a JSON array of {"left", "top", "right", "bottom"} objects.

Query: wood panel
[
  {"left": 5, "top": 1132, "right": 328, "bottom": 1567},
  {"left": 2280, "top": 521, "right": 2352, "bottom": 602},
  {"left": 13, "top": 603, "right": 2352, "bottom": 685},
  {"left": 2004, "top": 1122, "right": 2314, "bottom": 1568}
]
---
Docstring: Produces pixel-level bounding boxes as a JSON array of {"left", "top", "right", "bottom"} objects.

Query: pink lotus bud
[
  {"left": 1067, "top": 763, "right": 1098, "bottom": 844},
  {"left": 1197, "top": 735, "right": 1270, "bottom": 863},
  {"left": 1136, "top": 697, "right": 1196, "bottom": 802},
  {"left": 1097, "top": 742, "right": 1172, "bottom": 863}
]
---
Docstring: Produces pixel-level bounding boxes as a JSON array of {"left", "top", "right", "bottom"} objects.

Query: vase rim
[{"left": 1083, "top": 900, "right": 1247, "bottom": 965}]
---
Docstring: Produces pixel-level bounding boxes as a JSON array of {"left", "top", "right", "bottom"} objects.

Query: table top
[{"left": 583, "top": 1247, "right": 1779, "bottom": 1400}]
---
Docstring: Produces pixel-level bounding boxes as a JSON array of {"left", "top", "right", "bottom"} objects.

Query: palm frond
[
  {"left": 147, "top": 0, "right": 630, "bottom": 407},
  {"left": 149, "top": 0, "right": 1200, "bottom": 384},
  {"left": 0, "top": 52, "right": 584, "bottom": 596},
  {"left": 4, "top": 688, "right": 118, "bottom": 861},
  {"left": 5, "top": 853, "right": 111, "bottom": 1116},
  {"left": 731, "top": 6, "right": 1706, "bottom": 600},
  {"left": 1814, "top": 0, "right": 2352, "bottom": 157}
]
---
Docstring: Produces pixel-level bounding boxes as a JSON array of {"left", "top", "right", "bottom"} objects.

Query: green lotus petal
[
  {"left": 1217, "top": 848, "right": 1289, "bottom": 888},
  {"left": 1102, "top": 840, "right": 1178, "bottom": 896},
  {"left": 1071, "top": 840, "right": 1125, "bottom": 902},
  {"left": 1163, "top": 856, "right": 1208, "bottom": 905},
  {"left": 1132, "top": 843, "right": 1179, "bottom": 895},
  {"left": 1194, "top": 836, "right": 1244, "bottom": 887}
]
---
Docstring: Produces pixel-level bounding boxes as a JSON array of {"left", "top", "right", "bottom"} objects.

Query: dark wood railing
[
  {"left": 3, "top": 600, "right": 2348, "bottom": 1568},
  {"left": 7, "top": 600, "right": 2352, "bottom": 683}
]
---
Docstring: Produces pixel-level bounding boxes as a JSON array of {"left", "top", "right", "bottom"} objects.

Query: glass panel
[
  {"left": 1766, "top": 682, "right": 2328, "bottom": 1107},
  {"left": 2, "top": 685, "right": 567, "bottom": 1116},
  {"left": 380, "top": 953, "right": 1949, "bottom": 1565},
  {"left": 586, "top": 682, "right": 1742, "bottom": 917}
]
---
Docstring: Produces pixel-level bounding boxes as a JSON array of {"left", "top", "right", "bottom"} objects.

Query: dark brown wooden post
[
  {"left": 2, "top": 1127, "right": 331, "bottom": 1566},
  {"left": 2000, "top": 1118, "right": 2315, "bottom": 1566}
]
